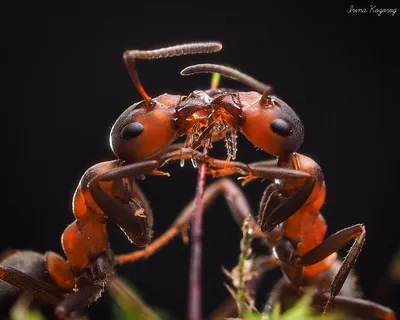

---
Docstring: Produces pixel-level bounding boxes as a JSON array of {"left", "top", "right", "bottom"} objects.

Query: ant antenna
[
  {"left": 123, "top": 43, "right": 223, "bottom": 104},
  {"left": 181, "top": 63, "right": 273, "bottom": 97},
  {"left": 260, "top": 87, "right": 274, "bottom": 105}
]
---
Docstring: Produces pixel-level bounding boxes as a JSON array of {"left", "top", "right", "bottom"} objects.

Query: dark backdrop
[{"left": 1, "top": 4, "right": 399, "bottom": 320}]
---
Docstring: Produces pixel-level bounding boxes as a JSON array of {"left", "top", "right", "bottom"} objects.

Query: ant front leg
[
  {"left": 298, "top": 224, "right": 366, "bottom": 313},
  {"left": 312, "top": 292, "right": 396, "bottom": 320},
  {"left": 115, "top": 178, "right": 274, "bottom": 264},
  {"left": 87, "top": 160, "right": 158, "bottom": 247},
  {"left": 0, "top": 265, "right": 66, "bottom": 306},
  {"left": 55, "top": 252, "right": 114, "bottom": 319},
  {"left": 200, "top": 158, "right": 315, "bottom": 232},
  {"left": 87, "top": 148, "right": 216, "bottom": 246},
  {"left": 257, "top": 178, "right": 316, "bottom": 232},
  {"left": 263, "top": 277, "right": 396, "bottom": 320},
  {"left": 199, "top": 158, "right": 311, "bottom": 182}
]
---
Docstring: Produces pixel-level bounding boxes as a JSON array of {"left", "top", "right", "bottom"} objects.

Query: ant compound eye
[
  {"left": 270, "top": 119, "right": 292, "bottom": 137},
  {"left": 121, "top": 122, "right": 144, "bottom": 140}
]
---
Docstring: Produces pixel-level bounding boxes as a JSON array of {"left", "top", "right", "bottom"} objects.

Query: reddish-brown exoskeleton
[{"left": 0, "top": 43, "right": 308, "bottom": 319}]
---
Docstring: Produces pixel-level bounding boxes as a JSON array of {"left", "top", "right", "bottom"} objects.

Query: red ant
[
  {"left": 0, "top": 42, "right": 306, "bottom": 319},
  {"left": 178, "top": 64, "right": 396, "bottom": 319}
]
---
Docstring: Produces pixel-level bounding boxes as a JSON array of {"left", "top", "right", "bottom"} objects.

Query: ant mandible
[{"left": 0, "top": 42, "right": 307, "bottom": 319}]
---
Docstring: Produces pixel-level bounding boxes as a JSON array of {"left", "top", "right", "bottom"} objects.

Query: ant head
[
  {"left": 109, "top": 95, "right": 180, "bottom": 162},
  {"left": 240, "top": 93, "right": 304, "bottom": 157},
  {"left": 111, "top": 42, "right": 223, "bottom": 162},
  {"left": 180, "top": 64, "right": 304, "bottom": 158}
]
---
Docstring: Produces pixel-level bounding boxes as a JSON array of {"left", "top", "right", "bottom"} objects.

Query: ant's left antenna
[{"left": 123, "top": 42, "right": 223, "bottom": 104}]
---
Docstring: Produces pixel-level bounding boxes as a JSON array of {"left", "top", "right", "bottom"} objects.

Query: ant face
[
  {"left": 109, "top": 94, "right": 180, "bottom": 162},
  {"left": 240, "top": 94, "right": 304, "bottom": 157}
]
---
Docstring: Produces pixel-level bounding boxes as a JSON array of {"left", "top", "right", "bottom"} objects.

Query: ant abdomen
[{"left": 0, "top": 251, "right": 55, "bottom": 317}]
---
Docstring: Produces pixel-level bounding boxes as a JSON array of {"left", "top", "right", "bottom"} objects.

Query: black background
[{"left": 1, "top": 3, "right": 399, "bottom": 320}]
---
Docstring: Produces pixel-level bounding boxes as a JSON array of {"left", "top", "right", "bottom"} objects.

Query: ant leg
[
  {"left": 203, "top": 158, "right": 311, "bottom": 181},
  {"left": 90, "top": 251, "right": 114, "bottom": 285},
  {"left": 258, "top": 184, "right": 286, "bottom": 246},
  {"left": 55, "top": 283, "right": 101, "bottom": 319},
  {"left": 262, "top": 277, "right": 294, "bottom": 317},
  {"left": 90, "top": 160, "right": 159, "bottom": 182},
  {"left": 129, "top": 179, "right": 153, "bottom": 229},
  {"left": 89, "top": 148, "right": 216, "bottom": 183},
  {"left": 299, "top": 224, "right": 366, "bottom": 313},
  {"left": 258, "top": 184, "right": 278, "bottom": 220},
  {"left": 258, "top": 179, "right": 316, "bottom": 232},
  {"left": 312, "top": 292, "right": 396, "bottom": 320},
  {"left": 246, "top": 159, "right": 277, "bottom": 168},
  {"left": 87, "top": 149, "right": 212, "bottom": 246},
  {"left": 55, "top": 253, "right": 114, "bottom": 319},
  {"left": 0, "top": 265, "right": 65, "bottom": 305},
  {"left": 159, "top": 149, "right": 306, "bottom": 182},
  {"left": 273, "top": 237, "right": 304, "bottom": 290},
  {"left": 262, "top": 278, "right": 396, "bottom": 320},
  {"left": 197, "top": 158, "right": 314, "bottom": 232},
  {"left": 235, "top": 160, "right": 278, "bottom": 185},
  {"left": 115, "top": 178, "right": 264, "bottom": 264},
  {"left": 87, "top": 149, "right": 210, "bottom": 246},
  {"left": 87, "top": 160, "right": 159, "bottom": 247}
]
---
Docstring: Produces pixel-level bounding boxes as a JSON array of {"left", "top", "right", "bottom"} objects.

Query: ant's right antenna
[
  {"left": 123, "top": 43, "right": 223, "bottom": 104},
  {"left": 181, "top": 63, "right": 273, "bottom": 103}
]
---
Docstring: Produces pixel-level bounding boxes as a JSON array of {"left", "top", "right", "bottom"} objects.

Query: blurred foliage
[
  {"left": 211, "top": 72, "right": 221, "bottom": 89},
  {"left": 6, "top": 276, "right": 348, "bottom": 320},
  {"left": 10, "top": 295, "right": 45, "bottom": 320},
  {"left": 242, "top": 292, "right": 342, "bottom": 320},
  {"left": 109, "top": 276, "right": 172, "bottom": 320},
  {"left": 388, "top": 248, "right": 400, "bottom": 282},
  {"left": 11, "top": 309, "right": 45, "bottom": 320}
]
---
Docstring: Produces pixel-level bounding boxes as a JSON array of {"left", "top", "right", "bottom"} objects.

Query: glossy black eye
[
  {"left": 270, "top": 119, "right": 292, "bottom": 137},
  {"left": 121, "top": 122, "right": 144, "bottom": 140}
]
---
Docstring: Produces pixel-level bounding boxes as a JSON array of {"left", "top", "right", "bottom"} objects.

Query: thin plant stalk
[{"left": 188, "top": 141, "right": 209, "bottom": 320}]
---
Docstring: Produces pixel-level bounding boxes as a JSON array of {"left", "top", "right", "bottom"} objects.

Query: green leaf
[
  {"left": 20, "top": 310, "right": 45, "bottom": 320},
  {"left": 242, "top": 310, "right": 262, "bottom": 320},
  {"left": 9, "top": 295, "right": 46, "bottom": 320},
  {"left": 113, "top": 301, "right": 144, "bottom": 320},
  {"left": 269, "top": 303, "right": 281, "bottom": 320},
  {"left": 108, "top": 276, "right": 170, "bottom": 320},
  {"left": 241, "top": 291, "right": 345, "bottom": 320}
]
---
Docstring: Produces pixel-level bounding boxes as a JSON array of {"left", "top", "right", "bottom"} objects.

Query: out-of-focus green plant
[
  {"left": 11, "top": 309, "right": 45, "bottom": 320},
  {"left": 222, "top": 215, "right": 261, "bottom": 318},
  {"left": 108, "top": 276, "right": 172, "bottom": 320},
  {"left": 222, "top": 217, "right": 347, "bottom": 320},
  {"left": 10, "top": 295, "right": 45, "bottom": 320},
  {"left": 211, "top": 72, "right": 221, "bottom": 89},
  {"left": 242, "top": 292, "right": 343, "bottom": 320}
]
